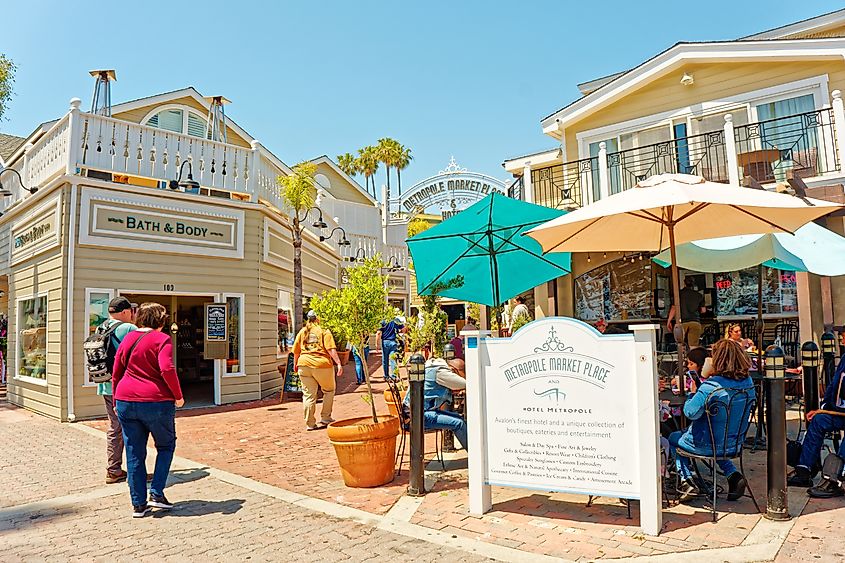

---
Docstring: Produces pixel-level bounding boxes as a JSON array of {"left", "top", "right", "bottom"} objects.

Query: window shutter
[{"left": 187, "top": 112, "right": 209, "bottom": 139}]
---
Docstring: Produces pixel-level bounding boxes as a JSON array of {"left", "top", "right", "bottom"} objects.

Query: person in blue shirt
[
  {"left": 376, "top": 315, "right": 405, "bottom": 381},
  {"left": 403, "top": 356, "right": 467, "bottom": 451},
  {"left": 96, "top": 297, "right": 138, "bottom": 484},
  {"left": 668, "top": 339, "right": 755, "bottom": 502},
  {"left": 787, "top": 353, "right": 845, "bottom": 497}
]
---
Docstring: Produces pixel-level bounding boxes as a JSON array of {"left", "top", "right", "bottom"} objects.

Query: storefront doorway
[{"left": 120, "top": 292, "right": 217, "bottom": 408}]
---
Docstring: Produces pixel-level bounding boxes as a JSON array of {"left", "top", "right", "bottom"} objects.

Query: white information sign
[{"left": 464, "top": 318, "right": 663, "bottom": 535}]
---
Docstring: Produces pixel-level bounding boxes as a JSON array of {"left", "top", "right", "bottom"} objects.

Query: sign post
[{"left": 465, "top": 319, "right": 662, "bottom": 535}]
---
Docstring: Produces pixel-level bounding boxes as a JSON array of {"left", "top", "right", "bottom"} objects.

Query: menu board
[{"left": 282, "top": 352, "right": 302, "bottom": 398}]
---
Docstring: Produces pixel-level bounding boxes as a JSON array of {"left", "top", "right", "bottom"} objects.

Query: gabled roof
[
  {"left": 309, "top": 155, "right": 378, "bottom": 205},
  {"left": 741, "top": 8, "right": 845, "bottom": 40},
  {"left": 0, "top": 133, "right": 25, "bottom": 164},
  {"left": 110, "top": 86, "right": 255, "bottom": 144},
  {"left": 540, "top": 37, "right": 845, "bottom": 136}
]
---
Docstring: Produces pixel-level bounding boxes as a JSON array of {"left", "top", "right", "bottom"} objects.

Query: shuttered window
[{"left": 144, "top": 107, "right": 210, "bottom": 139}]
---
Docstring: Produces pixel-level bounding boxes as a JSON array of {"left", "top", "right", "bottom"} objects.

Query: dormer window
[{"left": 144, "top": 107, "right": 210, "bottom": 139}]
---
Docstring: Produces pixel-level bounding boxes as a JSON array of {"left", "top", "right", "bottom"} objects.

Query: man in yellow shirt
[{"left": 293, "top": 310, "right": 344, "bottom": 430}]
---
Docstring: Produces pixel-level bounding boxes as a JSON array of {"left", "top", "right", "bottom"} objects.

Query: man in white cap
[{"left": 376, "top": 314, "right": 406, "bottom": 381}]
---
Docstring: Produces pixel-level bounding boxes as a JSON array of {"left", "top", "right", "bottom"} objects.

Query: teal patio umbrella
[{"left": 407, "top": 192, "right": 571, "bottom": 307}]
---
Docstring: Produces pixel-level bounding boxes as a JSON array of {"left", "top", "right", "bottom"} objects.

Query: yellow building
[
  {"left": 0, "top": 85, "right": 384, "bottom": 421},
  {"left": 504, "top": 9, "right": 845, "bottom": 343}
]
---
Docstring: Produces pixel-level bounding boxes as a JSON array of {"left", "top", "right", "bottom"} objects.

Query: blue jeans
[
  {"left": 381, "top": 340, "right": 397, "bottom": 381},
  {"left": 353, "top": 345, "right": 369, "bottom": 384},
  {"left": 669, "top": 430, "right": 736, "bottom": 480},
  {"left": 424, "top": 409, "right": 468, "bottom": 452},
  {"left": 798, "top": 413, "right": 845, "bottom": 470},
  {"left": 116, "top": 400, "right": 177, "bottom": 507}
]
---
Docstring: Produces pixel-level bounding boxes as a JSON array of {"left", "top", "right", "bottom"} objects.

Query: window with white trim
[
  {"left": 84, "top": 288, "right": 114, "bottom": 385},
  {"left": 277, "top": 290, "right": 293, "bottom": 358},
  {"left": 145, "top": 107, "right": 210, "bottom": 139},
  {"left": 17, "top": 295, "right": 48, "bottom": 381},
  {"left": 224, "top": 295, "right": 243, "bottom": 375}
]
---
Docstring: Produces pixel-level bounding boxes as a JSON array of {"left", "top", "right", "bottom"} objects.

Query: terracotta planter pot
[
  {"left": 384, "top": 389, "right": 398, "bottom": 417},
  {"left": 327, "top": 415, "right": 400, "bottom": 487},
  {"left": 337, "top": 350, "right": 351, "bottom": 365}
]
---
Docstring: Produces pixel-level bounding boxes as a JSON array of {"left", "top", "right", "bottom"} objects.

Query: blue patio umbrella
[{"left": 407, "top": 192, "right": 571, "bottom": 307}]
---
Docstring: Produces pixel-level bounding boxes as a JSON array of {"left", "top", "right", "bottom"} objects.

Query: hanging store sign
[
  {"left": 387, "top": 157, "right": 507, "bottom": 222},
  {"left": 9, "top": 194, "right": 62, "bottom": 266},
  {"left": 464, "top": 318, "right": 662, "bottom": 535},
  {"left": 79, "top": 187, "right": 244, "bottom": 259}
]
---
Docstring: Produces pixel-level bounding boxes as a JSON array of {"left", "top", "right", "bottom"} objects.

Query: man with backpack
[{"left": 91, "top": 297, "right": 137, "bottom": 483}]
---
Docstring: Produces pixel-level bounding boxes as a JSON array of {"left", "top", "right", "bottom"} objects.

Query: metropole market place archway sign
[
  {"left": 463, "top": 318, "right": 663, "bottom": 536},
  {"left": 387, "top": 157, "right": 508, "bottom": 222}
]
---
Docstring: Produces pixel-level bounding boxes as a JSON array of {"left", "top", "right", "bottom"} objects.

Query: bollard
[
  {"left": 822, "top": 331, "right": 837, "bottom": 391},
  {"left": 407, "top": 352, "right": 426, "bottom": 496},
  {"left": 441, "top": 343, "right": 457, "bottom": 452},
  {"left": 801, "top": 341, "right": 820, "bottom": 414},
  {"left": 764, "top": 346, "right": 790, "bottom": 521}
]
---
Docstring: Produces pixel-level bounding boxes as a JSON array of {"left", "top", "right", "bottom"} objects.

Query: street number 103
[{"left": 163, "top": 284, "right": 175, "bottom": 291}]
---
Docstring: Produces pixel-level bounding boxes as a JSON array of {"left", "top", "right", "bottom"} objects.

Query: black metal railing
[
  {"left": 531, "top": 158, "right": 592, "bottom": 210},
  {"left": 607, "top": 130, "right": 728, "bottom": 193},
  {"left": 734, "top": 108, "right": 838, "bottom": 184},
  {"left": 507, "top": 176, "right": 523, "bottom": 200}
]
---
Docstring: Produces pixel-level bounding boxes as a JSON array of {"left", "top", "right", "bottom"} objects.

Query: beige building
[
  {"left": 0, "top": 86, "right": 381, "bottom": 421},
  {"left": 504, "top": 9, "right": 845, "bottom": 344}
]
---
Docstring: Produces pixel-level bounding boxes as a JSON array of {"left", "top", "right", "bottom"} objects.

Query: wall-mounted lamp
[
  {"left": 0, "top": 168, "right": 38, "bottom": 196},
  {"left": 320, "top": 226, "right": 351, "bottom": 246},
  {"left": 680, "top": 72, "right": 695, "bottom": 87},
  {"left": 169, "top": 161, "right": 200, "bottom": 192},
  {"left": 350, "top": 248, "right": 367, "bottom": 262},
  {"left": 298, "top": 206, "right": 327, "bottom": 229}
]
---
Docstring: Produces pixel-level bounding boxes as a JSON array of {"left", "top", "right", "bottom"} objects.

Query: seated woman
[
  {"left": 403, "top": 356, "right": 467, "bottom": 451},
  {"left": 669, "top": 339, "right": 755, "bottom": 502},
  {"left": 725, "top": 323, "right": 755, "bottom": 350},
  {"left": 660, "top": 347, "right": 710, "bottom": 438}
]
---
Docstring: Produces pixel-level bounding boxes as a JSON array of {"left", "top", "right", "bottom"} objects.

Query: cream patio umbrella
[{"left": 525, "top": 173, "right": 842, "bottom": 382}]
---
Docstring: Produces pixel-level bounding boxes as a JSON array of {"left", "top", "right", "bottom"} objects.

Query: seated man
[
  {"left": 403, "top": 356, "right": 468, "bottom": 451},
  {"left": 787, "top": 354, "right": 845, "bottom": 497}
]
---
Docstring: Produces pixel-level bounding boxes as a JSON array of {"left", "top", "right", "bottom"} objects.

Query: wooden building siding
[
  {"left": 565, "top": 60, "right": 845, "bottom": 157},
  {"left": 314, "top": 162, "right": 372, "bottom": 205}
]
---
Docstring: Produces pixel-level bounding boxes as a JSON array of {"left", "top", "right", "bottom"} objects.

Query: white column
[
  {"left": 381, "top": 184, "right": 389, "bottom": 247},
  {"left": 724, "top": 114, "right": 740, "bottom": 186},
  {"left": 831, "top": 90, "right": 845, "bottom": 174},
  {"left": 249, "top": 140, "right": 261, "bottom": 203},
  {"left": 631, "top": 324, "right": 662, "bottom": 536},
  {"left": 522, "top": 163, "right": 533, "bottom": 203},
  {"left": 597, "top": 142, "right": 610, "bottom": 200},
  {"left": 21, "top": 142, "right": 33, "bottom": 198},
  {"left": 65, "top": 98, "right": 82, "bottom": 176},
  {"left": 464, "top": 329, "right": 493, "bottom": 515},
  {"left": 797, "top": 272, "right": 815, "bottom": 343}
]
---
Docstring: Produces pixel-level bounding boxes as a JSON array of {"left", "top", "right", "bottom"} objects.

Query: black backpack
[{"left": 83, "top": 321, "right": 125, "bottom": 383}]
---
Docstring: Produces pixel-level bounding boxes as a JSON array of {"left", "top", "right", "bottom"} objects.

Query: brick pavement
[{"left": 1, "top": 399, "right": 497, "bottom": 562}]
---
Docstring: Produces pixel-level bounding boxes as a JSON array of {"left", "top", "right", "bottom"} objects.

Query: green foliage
[
  {"left": 406, "top": 218, "right": 431, "bottom": 239},
  {"left": 308, "top": 289, "right": 348, "bottom": 350},
  {"left": 417, "top": 276, "right": 463, "bottom": 357},
  {"left": 466, "top": 302, "right": 480, "bottom": 323},
  {"left": 356, "top": 146, "right": 380, "bottom": 195},
  {"left": 277, "top": 161, "right": 317, "bottom": 215},
  {"left": 0, "top": 55, "right": 16, "bottom": 121},
  {"left": 336, "top": 152, "right": 359, "bottom": 177},
  {"left": 510, "top": 313, "right": 531, "bottom": 334}
]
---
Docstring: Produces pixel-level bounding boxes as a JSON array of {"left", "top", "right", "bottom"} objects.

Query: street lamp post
[
  {"left": 407, "top": 352, "right": 427, "bottom": 496},
  {"left": 801, "top": 341, "right": 821, "bottom": 414},
  {"left": 764, "top": 345, "right": 790, "bottom": 521}
]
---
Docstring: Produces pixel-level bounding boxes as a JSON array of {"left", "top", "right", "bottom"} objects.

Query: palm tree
[
  {"left": 336, "top": 152, "right": 359, "bottom": 178},
  {"left": 357, "top": 146, "right": 380, "bottom": 198},
  {"left": 395, "top": 145, "right": 412, "bottom": 196},
  {"left": 376, "top": 138, "right": 401, "bottom": 202},
  {"left": 277, "top": 161, "right": 318, "bottom": 334}
]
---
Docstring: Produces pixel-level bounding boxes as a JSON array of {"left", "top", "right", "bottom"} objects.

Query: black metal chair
[
  {"left": 700, "top": 321, "right": 721, "bottom": 348},
  {"left": 774, "top": 322, "right": 800, "bottom": 367},
  {"left": 386, "top": 378, "right": 445, "bottom": 476},
  {"left": 676, "top": 386, "right": 761, "bottom": 522}
]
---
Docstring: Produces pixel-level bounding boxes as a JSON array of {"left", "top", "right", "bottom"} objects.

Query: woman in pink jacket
[{"left": 112, "top": 302, "right": 184, "bottom": 518}]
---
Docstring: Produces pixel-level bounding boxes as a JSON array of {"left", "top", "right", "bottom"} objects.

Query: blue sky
[{"left": 1, "top": 1, "right": 841, "bottom": 192}]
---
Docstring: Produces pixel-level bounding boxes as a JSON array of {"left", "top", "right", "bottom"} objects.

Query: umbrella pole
[{"left": 668, "top": 219, "right": 687, "bottom": 399}]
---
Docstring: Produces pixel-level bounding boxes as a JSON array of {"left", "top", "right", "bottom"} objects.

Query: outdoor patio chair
[
  {"left": 675, "top": 387, "right": 761, "bottom": 522},
  {"left": 700, "top": 321, "right": 721, "bottom": 348},
  {"left": 385, "top": 378, "right": 445, "bottom": 476}
]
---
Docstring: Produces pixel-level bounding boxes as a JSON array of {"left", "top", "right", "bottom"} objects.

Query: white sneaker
[
  {"left": 306, "top": 425, "right": 319, "bottom": 431},
  {"left": 318, "top": 418, "right": 335, "bottom": 426}
]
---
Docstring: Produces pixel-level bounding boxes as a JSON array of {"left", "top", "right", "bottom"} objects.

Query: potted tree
[
  {"left": 309, "top": 290, "right": 350, "bottom": 365},
  {"left": 325, "top": 256, "right": 400, "bottom": 487}
]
